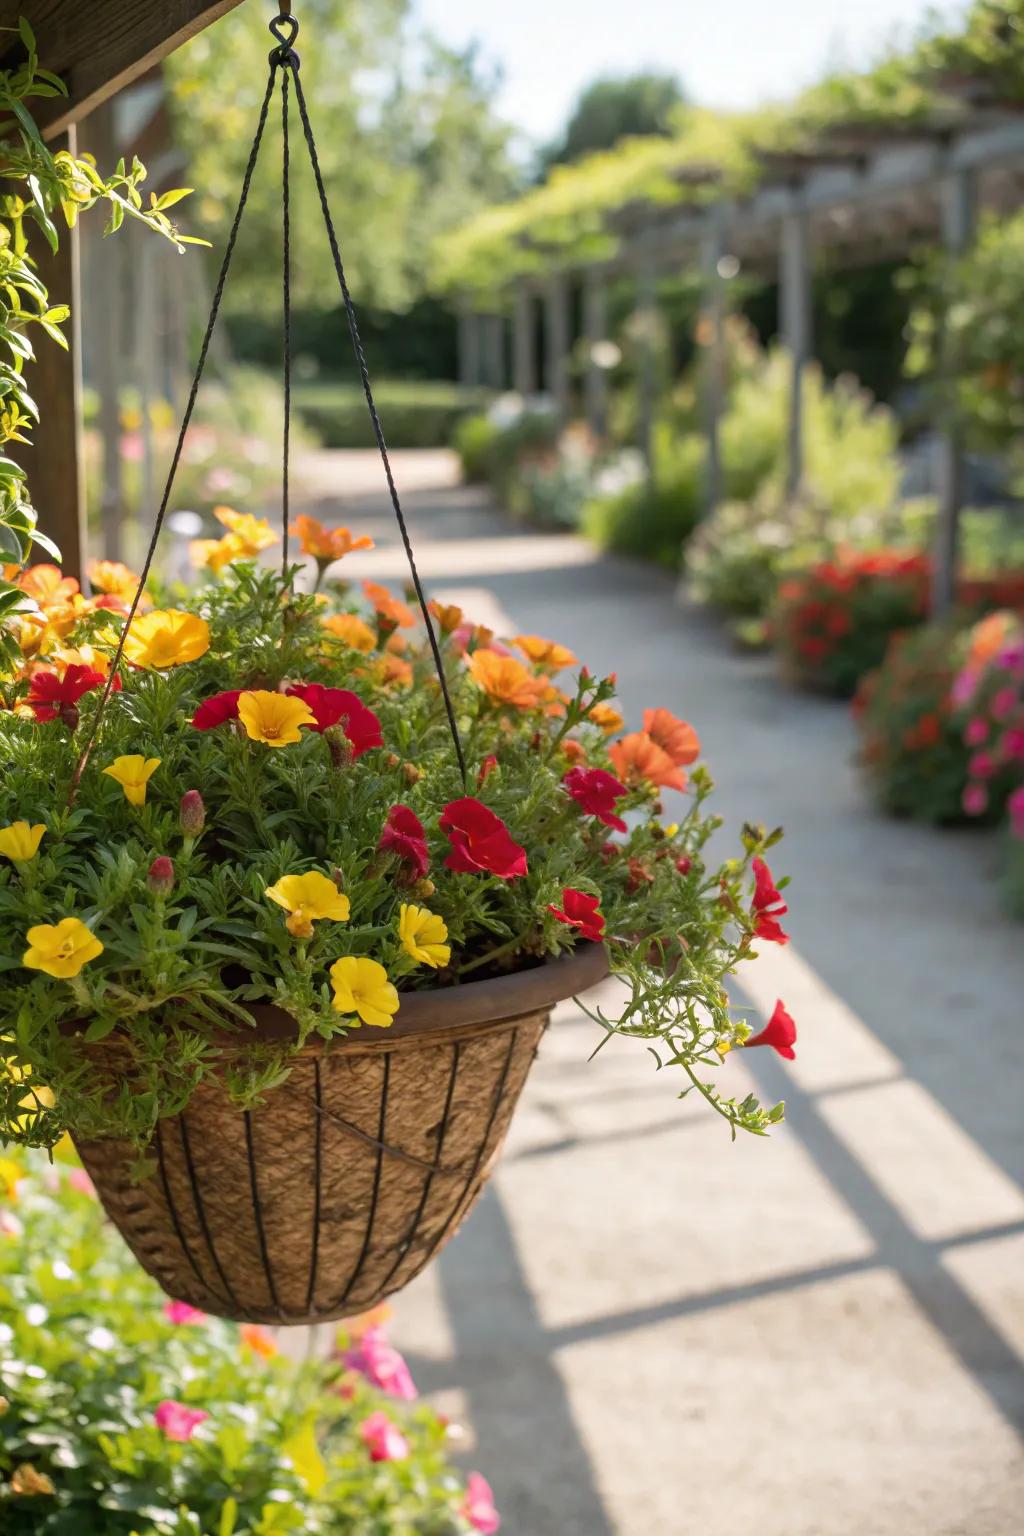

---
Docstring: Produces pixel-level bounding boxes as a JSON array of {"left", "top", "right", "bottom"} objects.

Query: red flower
[
  {"left": 287, "top": 684, "right": 382, "bottom": 757},
  {"left": 192, "top": 689, "right": 242, "bottom": 730},
  {"left": 744, "top": 999, "right": 797, "bottom": 1060},
  {"left": 379, "top": 804, "right": 429, "bottom": 881},
  {"left": 440, "top": 797, "right": 527, "bottom": 880},
  {"left": 26, "top": 664, "right": 106, "bottom": 722},
  {"left": 751, "top": 856, "right": 789, "bottom": 944},
  {"left": 563, "top": 766, "right": 627, "bottom": 833},
  {"left": 477, "top": 754, "right": 499, "bottom": 787},
  {"left": 548, "top": 887, "right": 604, "bottom": 942}
]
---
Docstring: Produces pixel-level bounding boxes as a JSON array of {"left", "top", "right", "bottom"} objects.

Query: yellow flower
[
  {"left": 265, "top": 872, "right": 351, "bottom": 938},
  {"left": 3, "top": 1059, "right": 54, "bottom": 1132},
  {"left": 23, "top": 917, "right": 103, "bottom": 979},
  {"left": 10, "top": 1464, "right": 55, "bottom": 1497},
  {"left": 283, "top": 1418, "right": 327, "bottom": 1496},
  {"left": 0, "top": 822, "right": 45, "bottom": 862},
  {"left": 322, "top": 612, "right": 377, "bottom": 653},
  {"left": 86, "top": 559, "right": 146, "bottom": 604},
  {"left": 398, "top": 904, "right": 451, "bottom": 969},
  {"left": 102, "top": 754, "right": 160, "bottom": 807},
  {"left": 0, "top": 1155, "right": 24, "bottom": 1200},
  {"left": 588, "top": 701, "right": 625, "bottom": 734},
  {"left": 122, "top": 609, "right": 210, "bottom": 669},
  {"left": 237, "top": 690, "right": 314, "bottom": 747},
  {"left": 513, "top": 634, "right": 579, "bottom": 670},
  {"left": 190, "top": 533, "right": 247, "bottom": 575},
  {"left": 214, "top": 506, "right": 278, "bottom": 554},
  {"left": 330, "top": 956, "right": 399, "bottom": 1027}
]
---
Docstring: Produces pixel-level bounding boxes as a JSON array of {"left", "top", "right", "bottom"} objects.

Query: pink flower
[
  {"left": 67, "top": 1166, "right": 96, "bottom": 1198},
  {"left": 996, "top": 642, "right": 1024, "bottom": 673},
  {"left": 1001, "top": 726, "right": 1024, "bottom": 761},
  {"left": 962, "top": 782, "right": 989, "bottom": 817},
  {"left": 359, "top": 1410, "right": 410, "bottom": 1462},
  {"left": 154, "top": 1399, "right": 209, "bottom": 1441},
  {"left": 992, "top": 687, "right": 1019, "bottom": 722},
  {"left": 164, "top": 1300, "right": 206, "bottom": 1326},
  {"left": 968, "top": 751, "right": 995, "bottom": 780},
  {"left": 963, "top": 717, "right": 989, "bottom": 747},
  {"left": 0, "top": 1209, "right": 22, "bottom": 1237},
  {"left": 343, "top": 1326, "right": 417, "bottom": 1400},
  {"left": 462, "top": 1472, "right": 501, "bottom": 1534},
  {"left": 951, "top": 667, "right": 980, "bottom": 707},
  {"left": 1007, "top": 784, "right": 1024, "bottom": 836}
]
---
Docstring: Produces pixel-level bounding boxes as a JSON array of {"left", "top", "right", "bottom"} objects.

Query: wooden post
[
  {"left": 11, "top": 127, "right": 86, "bottom": 579},
  {"left": 513, "top": 281, "right": 535, "bottom": 397},
  {"left": 700, "top": 211, "right": 727, "bottom": 519},
  {"left": 458, "top": 305, "right": 482, "bottom": 388},
  {"left": 583, "top": 270, "right": 608, "bottom": 438},
  {"left": 933, "top": 165, "right": 977, "bottom": 615},
  {"left": 635, "top": 253, "right": 657, "bottom": 479},
  {"left": 482, "top": 312, "right": 506, "bottom": 391},
  {"left": 87, "top": 99, "right": 125, "bottom": 561},
  {"left": 544, "top": 273, "right": 571, "bottom": 420},
  {"left": 780, "top": 204, "right": 813, "bottom": 498}
]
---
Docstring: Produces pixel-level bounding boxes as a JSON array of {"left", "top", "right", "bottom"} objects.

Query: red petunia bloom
[
  {"left": 562, "top": 766, "right": 628, "bottom": 833},
  {"left": 26, "top": 664, "right": 106, "bottom": 722},
  {"left": 477, "top": 754, "right": 499, "bottom": 787},
  {"left": 440, "top": 797, "right": 527, "bottom": 880},
  {"left": 192, "top": 689, "right": 242, "bottom": 730},
  {"left": 751, "top": 856, "right": 789, "bottom": 945},
  {"left": 379, "top": 804, "right": 430, "bottom": 881},
  {"left": 287, "top": 683, "right": 382, "bottom": 757},
  {"left": 744, "top": 999, "right": 797, "bottom": 1060},
  {"left": 548, "top": 887, "right": 605, "bottom": 942}
]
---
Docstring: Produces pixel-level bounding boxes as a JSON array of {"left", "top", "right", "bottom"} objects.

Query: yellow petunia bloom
[
  {"left": 190, "top": 533, "right": 247, "bottom": 575},
  {"left": 321, "top": 612, "right": 377, "bottom": 653},
  {"left": 3, "top": 1059, "right": 55, "bottom": 1133},
  {"left": 122, "top": 609, "right": 210, "bottom": 669},
  {"left": 102, "top": 755, "right": 161, "bottom": 807},
  {"left": 329, "top": 955, "right": 399, "bottom": 1027},
  {"left": 0, "top": 822, "right": 45, "bottom": 862},
  {"left": 398, "top": 904, "right": 451, "bottom": 969},
  {"left": 513, "top": 634, "right": 579, "bottom": 671},
  {"left": 214, "top": 506, "right": 278, "bottom": 554},
  {"left": 86, "top": 559, "right": 146, "bottom": 604},
  {"left": 237, "top": 690, "right": 314, "bottom": 747},
  {"left": 264, "top": 872, "right": 351, "bottom": 939},
  {"left": 0, "top": 1155, "right": 24, "bottom": 1201},
  {"left": 588, "top": 701, "right": 625, "bottom": 734},
  {"left": 23, "top": 917, "right": 104, "bottom": 979}
]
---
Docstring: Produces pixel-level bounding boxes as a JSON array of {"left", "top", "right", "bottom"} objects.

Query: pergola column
[
  {"left": 780, "top": 203, "right": 813, "bottom": 497},
  {"left": 482, "top": 312, "right": 506, "bottom": 391},
  {"left": 700, "top": 210, "right": 727, "bottom": 518},
  {"left": 635, "top": 252, "right": 657, "bottom": 477},
  {"left": 933, "top": 165, "right": 977, "bottom": 615},
  {"left": 513, "top": 281, "right": 536, "bottom": 397},
  {"left": 544, "top": 273, "right": 571, "bottom": 419},
  {"left": 582, "top": 269, "right": 609, "bottom": 438},
  {"left": 457, "top": 304, "right": 483, "bottom": 388}
]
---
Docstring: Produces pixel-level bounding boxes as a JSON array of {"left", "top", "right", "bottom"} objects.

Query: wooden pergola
[
  {"left": 460, "top": 104, "right": 1024, "bottom": 611},
  {"left": 0, "top": 0, "right": 247, "bottom": 579}
]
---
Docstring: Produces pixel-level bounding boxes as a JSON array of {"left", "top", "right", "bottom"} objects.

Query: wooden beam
[
  {"left": 513, "top": 281, "right": 535, "bottom": 397},
  {"left": 582, "top": 270, "right": 608, "bottom": 438},
  {"left": 9, "top": 127, "right": 86, "bottom": 579},
  {"left": 780, "top": 205, "right": 813, "bottom": 498},
  {"left": 0, "top": 0, "right": 245, "bottom": 139}
]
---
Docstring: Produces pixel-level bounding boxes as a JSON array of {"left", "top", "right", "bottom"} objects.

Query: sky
[{"left": 412, "top": 0, "right": 972, "bottom": 148}]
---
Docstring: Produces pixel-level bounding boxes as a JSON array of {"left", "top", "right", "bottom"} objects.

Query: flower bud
[
  {"left": 59, "top": 702, "right": 79, "bottom": 730},
  {"left": 675, "top": 855, "right": 692, "bottom": 876},
  {"left": 325, "top": 725, "right": 353, "bottom": 768},
  {"left": 403, "top": 761, "right": 421, "bottom": 785},
  {"left": 476, "top": 754, "right": 498, "bottom": 787},
  {"left": 147, "top": 856, "right": 174, "bottom": 896},
  {"left": 414, "top": 878, "right": 435, "bottom": 898},
  {"left": 179, "top": 790, "right": 205, "bottom": 837},
  {"left": 384, "top": 753, "right": 402, "bottom": 770}
]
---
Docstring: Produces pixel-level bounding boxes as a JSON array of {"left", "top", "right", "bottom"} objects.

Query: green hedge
[{"left": 294, "top": 379, "right": 491, "bottom": 449}]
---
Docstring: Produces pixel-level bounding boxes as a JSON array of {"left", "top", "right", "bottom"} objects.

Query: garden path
[{"left": 295, "top": 448, "right": 1024, "bottom": 1536}]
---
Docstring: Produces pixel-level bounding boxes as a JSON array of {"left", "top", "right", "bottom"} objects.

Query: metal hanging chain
[
  {"left": 281, "top": 62, "right": 292, "bottom": 578},
  {"left": 285, "top": 54, "right": 468, "bottom": 785}
]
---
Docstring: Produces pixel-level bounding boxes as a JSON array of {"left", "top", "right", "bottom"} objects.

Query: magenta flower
[
  {"left": 359, "top": 1410, "right": 410, "bottom": 1462},
  {"left": 67, "top": 1166, "right": 95, "bottom": 1198},
  {"left": 462, "top": 1472, "right": 501, "bottom": 1533},
  {"left": 968, "top": 751, "right": 995, "bottom": 780},
  {"left": 962, "top": 782, "right": 989, "bottom": 817},
  {"left": 992, "top": 686, "right": 1019, "bottom": 722},
  {"left": 164, "top": 1300, "right": 206, "bottom": 1326},
  {"left": 951, "top": 667, "right": 980, "bottom": 707},
  {"left": 154, "top": 1399, "right": 209, "bottom": 1441},
  {"left": 1009, "top": 785, "right": 1024, "bottom": 837},
  {"left": 343, "top": 1326, "right": 417, "bottom": 1400},
  {"left": 1002, "top": 726, "right": 1024, "bottom": 760},
  {"left": 963, "top": 717, "right": 989, "bottom": 747}
]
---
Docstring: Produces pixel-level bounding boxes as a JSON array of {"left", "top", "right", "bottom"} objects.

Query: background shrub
[{"left": 295, "top": 379, "right": 489, "bottom": 449}]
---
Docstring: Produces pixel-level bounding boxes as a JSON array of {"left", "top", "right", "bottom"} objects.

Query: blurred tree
[
  {"left": 540, "top": 72, "right": 687, "bottom": 171},
  {"left": 164, "top": 0, "right": 518, "bottom": 317}
]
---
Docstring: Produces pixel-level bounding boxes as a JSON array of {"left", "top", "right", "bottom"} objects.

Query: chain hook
[{"left": 269, "top": 8, "right": 299, "bottom": 68}]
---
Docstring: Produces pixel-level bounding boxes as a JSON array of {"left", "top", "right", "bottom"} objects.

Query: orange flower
[
  {"left": 588, "top": 701, "right": 624, "bottom": 734},
  {"left": 87, "top": 559, "right": 146, "bottom": 605},
  {"left": 18, "top": 564, "right": 79, "bottom": 608},
  {"left": 643, "top": 707, "right": 700, "bottom": 766},
  {"left": 562, "top": 738, "right": 587, "bottom": 764},
  {"left": 466, "top": 650, "right": 549, "bottom": 710},
  {"left": 295, "top": 514, "right": 374, "bottom": 564},
  {"left": 322, "top": 613, "right": 377, "bottom": 652},
  {"left": 609, "top": 731, "right": 687, "bottom": 791},
  {"left": 429, "top": 601, "right": 464, "bottom": 633},
  {"left": 361, "top": 653, "right": 414, "bottom": 689},
  {"left": 513, "top": 635, "right": 578, "bottom": 671},
  {"left": 363, "top": 580, "right": 415, "bottom": 629},
  {"left": 240, "top": 1323, "right": 278, "bottom": 1359}
]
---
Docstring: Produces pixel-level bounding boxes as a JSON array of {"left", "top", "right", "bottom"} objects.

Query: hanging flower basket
[
  {"left": 71, "top": 945, "right": 607, "bottom": 1324},
  {"left": 0, "top": 9, "right": 797, "bottom": 1325}
]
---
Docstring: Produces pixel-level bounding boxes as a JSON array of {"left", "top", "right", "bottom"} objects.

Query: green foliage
[
  {"left": 1001, "top": 829, "right": 1024, "bottom": 918},
  {"left": 0, "top": 1147, "right": 480, "bottom": 1533},
  {"left": 294, "top": 379, "right": 488, "bottom": 450},
  {"left": 0, "top": 24, "right": 201, "bottom": 671},
  {"left": 165, "top": 3, "right": 518, "bottom": 317},
  {"left": 584, "top": 434, "right": 703, "bottom": 567},
  {"left": 0, "top": 550, "right": 785, "bottom": 1146},
  {"left": 854, "top": 623, "right": 973, "bottom": 824},
  {"left": 452, "top": 413, "right": 501, "bottom": 482},
  {"left": 540, "top": 72, "right": 688, "bottom": 170}
]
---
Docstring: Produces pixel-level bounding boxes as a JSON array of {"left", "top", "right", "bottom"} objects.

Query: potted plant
[{"left": 0, "top": 517, "right": 797, "bottom": 1322}]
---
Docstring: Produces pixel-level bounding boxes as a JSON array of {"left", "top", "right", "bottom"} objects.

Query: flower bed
[
  {"left": 0, "top": 1145, "right": 498, "bottom": 1533},
  {"left": 952, "top": 611, "right": 1024, "bottom": 909}
]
